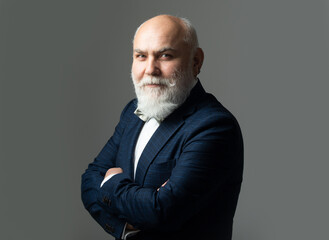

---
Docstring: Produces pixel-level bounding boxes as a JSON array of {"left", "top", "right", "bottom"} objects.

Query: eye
[
  {"left": 135, "top": 54, "right": 146, "bottom": 60},
  {"left": 160, "top": 54, "right": 173, "bottom": 59}
]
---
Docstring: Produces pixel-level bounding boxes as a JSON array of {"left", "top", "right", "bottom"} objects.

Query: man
[{"left": 81, "top": 15, "right": 243, "bottom": 240}]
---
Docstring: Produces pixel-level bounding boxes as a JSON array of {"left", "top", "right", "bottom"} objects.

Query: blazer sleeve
[
  {"left": 97, "top": 113, "right": 243, "bottom": 232},
  {"left": 81, "top": 100, "right": 135, "bottom": 238}
]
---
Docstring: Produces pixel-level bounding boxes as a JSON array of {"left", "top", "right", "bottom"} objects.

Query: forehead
[{"left": 133, "top": 18, "right": 187, "bottom": 51}]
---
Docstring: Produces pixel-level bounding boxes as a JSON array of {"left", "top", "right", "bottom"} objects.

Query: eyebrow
[
  {"left": 158, "top": 47, "right": 177, "bottom": 53},
  {"left": 134, "top": 47, "right": 177, "bottom": 53},
  {"left": 134, "top": 49, "right": 144, "bottom": 53}
]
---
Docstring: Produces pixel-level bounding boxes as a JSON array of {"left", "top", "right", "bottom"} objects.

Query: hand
[
  {"left": 157, "top": 180, "right": 168, "bottom": 191},
  {"left": 126, "top": 223, "right": 138, "bottom": 230},
  {"left": 105, "top": 167, "right": 123, "bottom": 178}
]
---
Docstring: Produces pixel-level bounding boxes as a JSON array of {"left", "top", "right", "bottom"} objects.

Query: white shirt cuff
[
  {"left": 121, "top": 222, "right": 140, "bottom": 240},
  {"left": 100, "top": 173, "right": 116, "bottom": 187}
]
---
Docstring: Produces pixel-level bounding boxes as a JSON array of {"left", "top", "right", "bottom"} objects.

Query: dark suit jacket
[{"left": 81, "top": 81, "right": 243, "bottom": 240}]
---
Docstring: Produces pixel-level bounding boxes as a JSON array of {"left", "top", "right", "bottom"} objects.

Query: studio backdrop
[{"left": 1, "top": 0, "right": 328, "bottom": 239}]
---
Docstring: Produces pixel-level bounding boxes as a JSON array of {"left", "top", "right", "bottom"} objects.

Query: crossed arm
[
  {"left": 81, "top": 102, "right": 241, "bottom": 237},
  {"left": 97, "top": 124, "right": 239, "bottom": 233}
]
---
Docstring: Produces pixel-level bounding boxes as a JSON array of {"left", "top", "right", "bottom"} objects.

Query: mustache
[{"left": 136, "top": 76, "right": 176, "bottom": 88}]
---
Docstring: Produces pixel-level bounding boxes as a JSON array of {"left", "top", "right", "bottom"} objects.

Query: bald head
[{"left": 133, "top": 15, "right": 199, "bottom": 53}]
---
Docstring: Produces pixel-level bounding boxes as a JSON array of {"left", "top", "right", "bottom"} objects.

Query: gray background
[{"left": 1, "top": 0, "right": 328, "bottom": 239}]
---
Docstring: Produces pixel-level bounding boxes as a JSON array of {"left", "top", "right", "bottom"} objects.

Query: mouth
[{"left": 144, "top": 84, "right": 165, "bottom": 88}]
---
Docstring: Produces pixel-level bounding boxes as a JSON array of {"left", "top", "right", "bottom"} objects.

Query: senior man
[{"left": 81, "top": 15, "right": 243, "bottom": 240}]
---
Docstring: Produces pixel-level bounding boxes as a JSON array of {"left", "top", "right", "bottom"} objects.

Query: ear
[{"left": 192, "top": 48, "right": 204, "bottom": 77}]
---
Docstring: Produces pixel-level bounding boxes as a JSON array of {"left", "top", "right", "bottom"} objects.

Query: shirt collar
[{"left": 134, "top": 108, "right": 162, "bottom": 123}]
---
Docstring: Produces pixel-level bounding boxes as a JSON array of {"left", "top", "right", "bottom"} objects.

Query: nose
[{"left": 145, "top": 57, "right": 160, "bottom": 76}]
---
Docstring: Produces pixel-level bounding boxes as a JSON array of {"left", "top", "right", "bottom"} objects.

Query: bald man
[{"left": 81, "top": 15, "right": 243, "bottom": 240}]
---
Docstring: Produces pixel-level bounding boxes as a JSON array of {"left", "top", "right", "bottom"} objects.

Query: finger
[{"left": 161, "top": 180, "right": 168, "bottom": 187}]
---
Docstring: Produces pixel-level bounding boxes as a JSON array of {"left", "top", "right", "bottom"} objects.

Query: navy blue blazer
[{"left": 81, "top": 81, "right": 243, "bottom": 240}]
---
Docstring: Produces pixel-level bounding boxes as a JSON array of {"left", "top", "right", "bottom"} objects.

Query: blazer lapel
[
  {"left": 119, "top": 115, "right": 144, "bottom": 179},
  {"left": 134, "top": 114, "right": 185, "bottom": 185}
]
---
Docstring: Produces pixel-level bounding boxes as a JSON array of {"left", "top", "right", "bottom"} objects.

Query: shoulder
[
  {"left": 119, "top": 98, "right": 137, "bottom": 118},
  {"left": 114, "top": 99, "right": 138, "bottom": 129},
  {"left": 190, "top": 92, "right": 240, "bottom": 130},
  {"left": 182, "top": 91, "right": 243, "bottom": 150},
  {"left": 182, "top": 81, "right": 240, "bottom": 130}
]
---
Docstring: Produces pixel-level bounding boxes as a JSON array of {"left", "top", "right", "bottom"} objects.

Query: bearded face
[{"left": 131, "top": 67, "right": 196, "bottom": 121}]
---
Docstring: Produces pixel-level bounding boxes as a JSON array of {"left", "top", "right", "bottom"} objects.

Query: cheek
[
  {"left": 132, "top": 62, "right": 144, "bottom": 81},
  {"left": 161, "top": 62, "right": 182, "bottom": 77}
]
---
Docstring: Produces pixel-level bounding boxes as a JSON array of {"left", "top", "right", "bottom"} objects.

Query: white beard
[{"left": 131, "top": 69, "right": 196, "bottom": 121}]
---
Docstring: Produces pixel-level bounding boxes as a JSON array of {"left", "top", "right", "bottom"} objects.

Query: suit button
[
  {"left": 102, "top": 196, "right": 111, "bottom": 206},
  {"left": 105, "top": 224, "right": 114, "bottom": 233}
]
